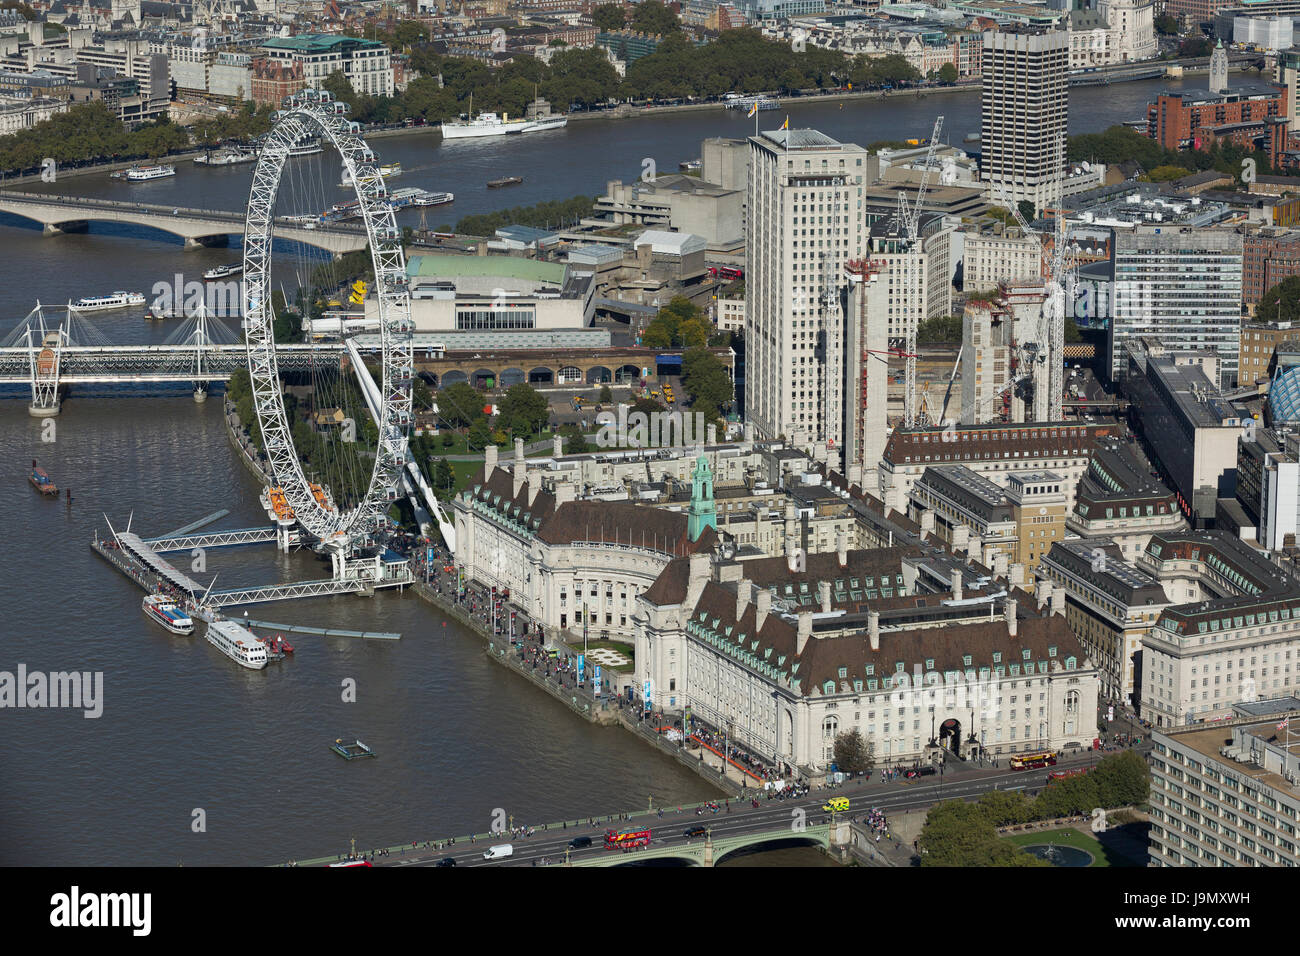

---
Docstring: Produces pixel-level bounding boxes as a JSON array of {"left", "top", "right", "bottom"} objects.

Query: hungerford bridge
[
  {"left": 0, "top": 304, "right": 444, "bottom": 416},
  {"left": 0, "top": 189, "right": 369, "bottom": 254}
]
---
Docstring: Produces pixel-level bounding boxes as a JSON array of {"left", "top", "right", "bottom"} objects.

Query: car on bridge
[
  {"left": 684, "top": 825, "right": 707, "bottom": 838},
  {"left": 822, "top": 797, "right": 850, "bottom": 812},
  {"left": 905, "top": 766, "right": 936, "bottom": 779},
  {"left": 568, "top": 836, "right": 593, "bottom": 849}
]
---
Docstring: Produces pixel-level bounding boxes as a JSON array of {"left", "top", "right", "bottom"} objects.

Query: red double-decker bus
[
  {"left": 604, "top": 827, "right": 652, "bottom": 850},
  {"left": 1009, "top": 750, "right": 1057, "bottom": 771}
]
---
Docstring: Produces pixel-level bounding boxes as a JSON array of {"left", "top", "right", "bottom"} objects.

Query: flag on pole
[
  {"left": 1280, "top": 717, "right": 1290, "bottom": 732},
  {"left": 781, "top": 116, "right": 790, "bottom": 130},
  {"left": 747, "top": 101, "right": 758, "bottom": 118}
]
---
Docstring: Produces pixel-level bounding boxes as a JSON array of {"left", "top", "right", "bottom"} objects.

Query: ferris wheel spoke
[{"left": 241, "top": 90, "right": 413, "bottom": 550}]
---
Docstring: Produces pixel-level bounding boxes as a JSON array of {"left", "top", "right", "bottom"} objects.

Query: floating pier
[
  {"left": 242, "top": 618, "right": 400, "bottom": 640},
  {"left": 331, "top": 739, "right": 376, "bottom": 760}
]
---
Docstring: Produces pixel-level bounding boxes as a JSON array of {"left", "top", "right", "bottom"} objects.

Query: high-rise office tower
[
  {"left": 981, "top": 28, "right": 1069, "bottom": 217},
  {"left": 1109, "top": 225, "right": 1243, "bottom": 389},
  {"left": 745, "top": 128, "right": 867, "bottom": 462}
]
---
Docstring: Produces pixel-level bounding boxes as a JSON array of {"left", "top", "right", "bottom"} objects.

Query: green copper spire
[{"left": 688, "top": 454, "right": 717, "bottom": 541}]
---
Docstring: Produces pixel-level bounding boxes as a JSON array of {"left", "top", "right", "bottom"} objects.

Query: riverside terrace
[{"left": 634, "top": 545, "right": 1099, "bottom": 772}]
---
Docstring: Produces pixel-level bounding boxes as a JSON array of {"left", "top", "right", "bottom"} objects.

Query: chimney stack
[
  {"left": 796, "top": 612, "right": 813, "bottom": 655},
  {"left": 785, "top": 537, "right": 802, "bottom": 573},
  {"left": 513, "top": 438, "right": 526, "bottom": 497},
  {"left": 686, "top": 551, "right": 711, "bottom": 608},
  {"left": 836, "top": 531, "right": 848, "bottom": 568},
  {"left": 868, "top": 609, "right": 880, "bottom": 652},
  {"left": 755, "top": 588, "right": 771, "bottom": 631},
  {"left": 484, "top": 443, "right": 498, "bottom": 477},
  {"left": 819, "top": 580, "right": 832, "bottom": 613},
  {"left": 737, "top": 578, "right": 751, "bottom": 622},
  {"left": 951, "top": 568, "right": 963, "bottom": 602},
  {"left": 553, "top": 434, "right": 563, "bottom": 458},
  {"left": 1005, "top": 597, "right": 1018, "bottom": 637}
]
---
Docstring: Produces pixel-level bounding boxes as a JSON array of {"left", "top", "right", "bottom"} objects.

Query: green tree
[
  {"left": 629, "top": 0, "right": 681, "bottom": 36},
  {"left": 1017, "top": 200, "right": 1037, "bottom": 224},
  {"left": 1259, "top": 275, "right": 1300, "bottom": 323},
  {"left": 975, "top": 789, "right": 1034, "bottom": 827},
  {"left": 1146, "top": 164, "right": 1193, "bottom": 182},
  {"left": 592, "top": 3, "right": 625, "bottom": 31},
  {"left": 497, "top": 382, "right": 550, "bottom": 438},
  {"left": 467, "top": 418, "right": 492, "bottom": 451},
  {"left": 919, "top": 800, "right": 1047, "bottom": 867},
  {"left": 437, "top": 381, "right": 487, "bottom": 429},
  {"left": 937, "top": 63, "right": 958, "bottom": 84},
  {"left": 831, "top": 730, "right": 874, "bottom": 773},
  {"left": 599, "top": 384, "right": 613, "bottom": 403},
  {"left": 681, "top": 347, "right": 732, "bottom": 421},
  {"left": 1155, "top": 13, "right": 1179, "bottom": 34},
  {"left": 917, "top": 314, "right": 962, "bottom": 344}
]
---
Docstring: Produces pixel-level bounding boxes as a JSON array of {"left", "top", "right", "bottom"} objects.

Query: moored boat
[
  {"left": 72, "top": 291, "right": 145, "bottom": 312},
  {"left": 203, "top": 262, "right": 244, "bottom": 281},
  {"left": 487, "top": 176, "right": 522, "bottom": 188},
  {"left": 28, "top": 459, "right": 57, "bottom": 495},
  {"left": 206, "top": 619, "right": 269, "bottom": 670},
  {"left": 143, "top": 594, "right": 194, "bottom": 635},
  {"left": 122, "top": 164, "right": 176, "bottom": 182}
]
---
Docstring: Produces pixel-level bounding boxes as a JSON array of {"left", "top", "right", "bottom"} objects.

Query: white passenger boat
[
  {"left": 206, "top": 619, "right": 269, "bottom": 670},
  {"left": 71, "top": 291, "right": 146, "bottom": 311},
  {"left": 123, "top": 164, "right": 176, "bottom": 181},
  {"left": 142, "top": 594, "right": 194, "bottom": 635}
]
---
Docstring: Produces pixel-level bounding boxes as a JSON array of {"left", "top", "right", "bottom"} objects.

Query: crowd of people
[{"left": 862, "top": 807, "right": 889, "bottom": 841}]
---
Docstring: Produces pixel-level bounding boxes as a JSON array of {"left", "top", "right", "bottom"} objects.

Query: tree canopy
[
  {"left": 681, "top": 347, "right": 733, "bottom": 424},
  {"left": 642, "top": 296, "right": 711, "bottom": 349},
  {"left": 1259, "top": 275, "right": 1300, "bottom": 323}
]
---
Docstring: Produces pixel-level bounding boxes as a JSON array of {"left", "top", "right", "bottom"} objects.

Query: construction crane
[{"left": 896, "top": 114, "right": 944, "bottom": 427}]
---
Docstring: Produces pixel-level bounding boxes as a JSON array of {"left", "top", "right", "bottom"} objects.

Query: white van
[{"left": 482, "top": 844, "right": 513, "bottom": 861}]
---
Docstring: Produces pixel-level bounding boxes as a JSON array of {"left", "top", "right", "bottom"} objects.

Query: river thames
[{"left": 0, "top": 77, "right": 1195, "bottom": 865}]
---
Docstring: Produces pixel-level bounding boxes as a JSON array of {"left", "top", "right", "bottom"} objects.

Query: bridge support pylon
[
  {"left": 43, "top": 220, "right": 88, "bottom": 236},
  {"left": 702, "top": 833, "right": 714, "bottom": 868},
  {"left": 185, "top": 235, "right": 230, "bottom": 250}
]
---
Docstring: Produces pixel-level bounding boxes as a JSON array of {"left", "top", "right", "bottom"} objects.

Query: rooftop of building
[
  {"left": 1157, "top": 83, "right": 1285, "bottom": 106},
  {"left": 758, "top": 128, "right": 845, "bottom": 150},
  {"left": 262, "top": 32, "right": 387, "bottom": 52},
  {"left": 1042, "top": 538, "right": 1169, "bottom": 606},
  {"left": 917, "top": 464, "right": 1012, "bottom": 522},
  {"left": 407, "top": 252, "right": 567, "bottom": 284},
  {"left": 883, "top": 421, "right": 1116, "bottom": 467},
  {"left": 1075, "top": 435, "right": 1178, "bottom": 510},
  {"left": 1146, "top": 355, "right": 1243, "bottom": 431}
]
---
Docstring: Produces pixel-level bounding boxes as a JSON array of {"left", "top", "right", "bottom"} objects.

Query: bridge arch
[
  {"left": 557, "top": 365, "right": 582, "bottom": 385},
  {"left": 712, "top": 833, "right": 829, "bottom": 866},
  {"left": 586, "top": 365, "right": 612, "bottom": 385},
  {"left": 440, "top": 369, "right": 468, "bottom": 386},
  {"left": 528, "top": 366, "right": 554, "bottom": 385},
  {"left": 472, "top": 368, "right": 497, "bottom": 388},
  {"left": 499, "top": 367, "right": 526, "bottom": 387},
  {"left": 614, "top": 364, "right": 641, "bottom": 384}
]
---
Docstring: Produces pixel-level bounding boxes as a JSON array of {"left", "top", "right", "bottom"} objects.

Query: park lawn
[
  {"left": 416, "top": 429, "right": 557, "bottom": 457},
  {"left": 560, "top": 638, "right": 635, "bottom": 672},
  {"left": 1002, "top": 827, "right": 1113, "bottom": 867}
]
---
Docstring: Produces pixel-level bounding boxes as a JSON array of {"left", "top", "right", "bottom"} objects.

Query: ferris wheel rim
[{"left": 240, "top": 90, "right": 413, "bottom": 545}]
